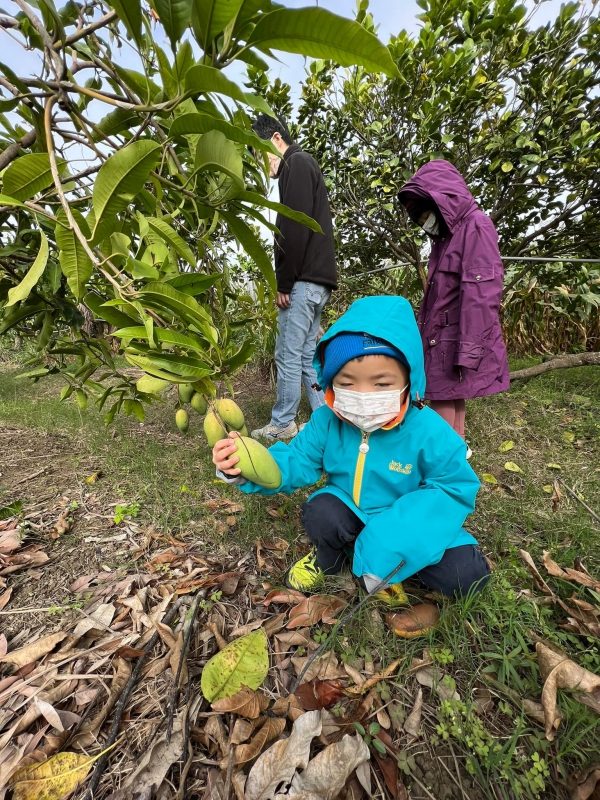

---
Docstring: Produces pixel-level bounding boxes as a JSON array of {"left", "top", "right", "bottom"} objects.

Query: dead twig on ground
[{"left": 557, "top": 476, "right": 600, "bottom": 525}]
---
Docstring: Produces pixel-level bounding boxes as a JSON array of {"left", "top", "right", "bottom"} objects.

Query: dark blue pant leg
[
  {"left": 416, "top": 544, "right": 491, "bottom": 597},
  {"left": 301, "top": 493, "right": 364, "bottom": 574}
]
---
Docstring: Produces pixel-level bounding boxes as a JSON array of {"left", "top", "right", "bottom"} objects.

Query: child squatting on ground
[{"left": 213, "top": 296, "right": 490, "bottom": 636}]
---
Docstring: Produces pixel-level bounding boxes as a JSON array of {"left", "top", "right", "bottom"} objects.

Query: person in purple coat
[{"left": 398, "top": 160, "right": 510, "bottom": 447}]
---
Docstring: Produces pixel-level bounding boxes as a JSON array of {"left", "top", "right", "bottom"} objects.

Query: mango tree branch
[
  {"left": 13, "top": 0, "right": 64, "bottom": 78},
  {"left": 53, "top": 10, "right": 117, "bottom": 49},
  {"left": 0, "top": 130, "right": 37, "bottom": 170},
  {"left": 44, "top": 95, "right": 125, "bottom": 295},
  {"left": 509, "top": 352, "right": 600, "bottom": 381}
]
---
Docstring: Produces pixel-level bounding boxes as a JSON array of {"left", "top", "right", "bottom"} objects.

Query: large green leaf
[
  {"left": 184, "top": 65, "right": 274, "bottom": 116},
  {"left": 125, "top": 353, "right": 209, "bottom": 384},
  {"left": 152, "top": 0, "right": 192, "bottom": 46},
  {"left": 6, "top": 232, "right": 49, "bottom": 307},
  {"left": 93, "top": 107, "right": 139, "bottom": 141},
  {"left": 194, "top": 130, "right": 244, "bottom": 193},
  {"left": 55, "top": 209, "right": 93, "bottom": 300},
  {"left": 145, "top": 351, "right": 212, "bottom": 379},
  {"left": 0, "top": 302, "right": 47, "bottom": 335},
  {"left": 247, "top": 7, "right": 400, "bottom": 78},
  {"left": 3, "top": 154, "right": 64, "bottom": 202},
  {"left": 106, "top": 0, "right": 142, "bottom": 46},
  {"left": 191, "top": 0, "right": 244, "bottom": 48},
  {"left": 136, "top": 282, "right": 217, "bottom": 343},
  {"left": 170, "top": 113, "right": 277, "bottom": 153},
  {"left": 114, "top": 326, "right": 206, "bottom": 350},
  {"left": 91, "top": 140, "right": 161, "bottom": 245},
  {"left": 145, "top": 217, "right": 197, "bottom": 267},
  {"left": 166, "top": 273, "right": 220, "bottom": 295},
  {"left": 237, "top": 190, "right": 323, "bottom": 233},
  {"left": 84, "top": 291, "right": 139, "bottom": 328},
  {"left": 220, "top": 211, "right": 275, "bottom": 294},
  {"left": 201, "top": 630, "right": 268, "bottom": 701}
]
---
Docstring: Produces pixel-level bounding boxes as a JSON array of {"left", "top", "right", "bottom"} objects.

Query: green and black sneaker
[{"left": 284, "top": 551, "right": 325, "bottom": 593}]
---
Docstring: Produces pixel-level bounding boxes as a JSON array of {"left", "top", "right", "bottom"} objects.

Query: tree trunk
[
  {"left": 13, "top": 334, "right": 22, "bottom": 351},
  {"left": 510, "top": 352, "right": 600, "bottom": 381}
]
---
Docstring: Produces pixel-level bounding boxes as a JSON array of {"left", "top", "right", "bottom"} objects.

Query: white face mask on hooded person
[
  {"left": 421, "top": 212, "right": 440, "bottom": 237},
  {"left": 333, "top": 386, "right": 408, "bottom": 433}
]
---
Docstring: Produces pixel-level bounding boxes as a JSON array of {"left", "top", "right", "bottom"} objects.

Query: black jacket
[{"left": 274, "top": 144, "right": 337, "bottom": 294}]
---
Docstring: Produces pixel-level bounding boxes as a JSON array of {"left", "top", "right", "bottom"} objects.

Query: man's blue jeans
[{"left": 271, "top": 281, "right": 331, "bottom": 427}]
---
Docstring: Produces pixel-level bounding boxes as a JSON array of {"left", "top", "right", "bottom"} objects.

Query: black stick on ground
[
  {"left": 166, "top": 588, "right": 206, "bottom": 744},
  {"left": 557, "top": 476, "right": 600, "bottom": 526},
  {"left": 289, "top": 559, "right": 406, "bottom": 695},
  {"left": 81, "top": 597, "right": 188, "bottom": 800}
]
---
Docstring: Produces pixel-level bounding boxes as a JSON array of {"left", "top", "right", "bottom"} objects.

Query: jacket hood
[
  {"left": 399, "top": 160, "right": 477, "bottom": 233},
  {"left": 314, "top": 296, "right": 426, "bottom": 403}
]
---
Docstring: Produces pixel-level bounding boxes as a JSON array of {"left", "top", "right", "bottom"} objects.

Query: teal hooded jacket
[{"left": 237, "top": 296, "right": 480, "bottom": 584}]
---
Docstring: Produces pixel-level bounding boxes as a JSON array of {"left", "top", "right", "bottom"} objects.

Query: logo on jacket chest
[{"left": 389, "top": 461, "right": 412, "bottom": 475}]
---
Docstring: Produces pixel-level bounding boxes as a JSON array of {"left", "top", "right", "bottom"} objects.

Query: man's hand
[
  {"left": 276, "top": 292, "right": 291, "bottom": 310},
  {"left": 212, "top": 433, "right": 242, "bottom": 476}
]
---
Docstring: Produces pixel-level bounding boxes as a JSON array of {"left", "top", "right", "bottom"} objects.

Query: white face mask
[
  {"left": 333, "top": 386, "right": 408, "bottom": 433},
  {"left": 421, "top": 212, "right": 440, "bottom": 237}
]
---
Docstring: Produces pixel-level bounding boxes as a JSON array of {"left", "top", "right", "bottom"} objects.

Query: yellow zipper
[{"left": 352, "top": 432, "right": 370, "bottom": 507}]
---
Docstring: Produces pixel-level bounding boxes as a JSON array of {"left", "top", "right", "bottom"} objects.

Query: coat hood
[
  {"left": 399, "top": 160, "right": 477, "bottom": 233},
  {"left": 314, "top": 296, "right": 426, "bottom": 403}
]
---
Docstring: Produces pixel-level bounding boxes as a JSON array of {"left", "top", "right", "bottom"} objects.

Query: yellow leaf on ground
[
  {"left": 504, "top": 461, "right": 523, "bottom": 473},
  {"left": 546, "top": 463, "right": 561, "bottom": 470},
  {"left": 482, "top": 474, "right": 498, "bottom": 485},
  {"left": 543, "top": 485, "right": 553, "bottom": 493},
  {"left": 562, "top": 431, "right": 575, "bottom": 444},
  {"left": 498, "top": 441, "right": 514, "bottom": 453},
  {"left": 10, "top": 751, "right": 93, "bottom": 800},
  {"left": 201, "top": 630, "right": 269, "bottom": 702}
]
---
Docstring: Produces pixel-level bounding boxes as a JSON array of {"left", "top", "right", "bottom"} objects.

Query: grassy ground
[{"left": 1, "top": 355, "right": 600, "bottom": 799}]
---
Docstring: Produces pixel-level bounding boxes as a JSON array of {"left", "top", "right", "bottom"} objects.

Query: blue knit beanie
[{"left": 322, "top": 332, "right": 408, "bottom": 387}]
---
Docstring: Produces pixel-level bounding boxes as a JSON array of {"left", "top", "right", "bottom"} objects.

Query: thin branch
[
  {"left": 53, "top": 10, "right": 117, "bottom": 49},
  {"left": 0, "top": 130, "right": 37, "bottom": 171}
]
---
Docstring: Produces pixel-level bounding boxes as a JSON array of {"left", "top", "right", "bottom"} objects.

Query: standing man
[{"left": 251, "top": 114, "right": 337, "bottom": 441}]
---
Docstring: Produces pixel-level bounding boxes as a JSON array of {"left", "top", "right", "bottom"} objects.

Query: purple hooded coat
[{"left": 399, "top": 160, "right": 510, "bottom": 401}]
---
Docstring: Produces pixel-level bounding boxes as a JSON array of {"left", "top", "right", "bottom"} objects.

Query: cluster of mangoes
[
  {"left": 203, "top": 399, "right": 248, "bottom": 444},
  {"left": 174, "top": 383, "right": 208, "bottom": 434}
]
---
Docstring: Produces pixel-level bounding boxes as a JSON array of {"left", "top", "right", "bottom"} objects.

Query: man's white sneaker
[
  {"left": 251, "top": 421, "right": 298, "bottom": 442},
  {"left": 466, "top": 446, "right": 473, "bottom": 460}
]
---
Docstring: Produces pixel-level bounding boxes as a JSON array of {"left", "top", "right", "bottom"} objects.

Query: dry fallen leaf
[
  {"left": 287, "top": 595, "right": 346, "bottom": 629},
  {"left": 0, "top": 632, "right": 67, "bottom": 668},
  {"left": 403, "top": 688, "right": 423, "bottom": 738},
  {"left": 415, "top": 665, "right": 461, "bottom": 702},
  {"left": 212, "top": 686, "right": 270, "bottom": 720},
  {"left": 111, "top": 715, "right": 185, "bottom": 800},
  {"left": 504, "top": 461, "right": 523, "bottom": 473},
  {"left": 281, "top": 734, "right": 370, "bottom": 800},
  {"left": 294, "top": 679, "right": 345, "bottom": 711},
  {"left": 291, "top": 653, "right": 346, "bottom": 683},
  {"left": 0, "top": 586, "right": 12, "bottom": 611},
  {"left": 72, "top": 658, "right": 131, "bottom": 748},
  {"left": 519, "top": 550, "right": 554, "bottom": 596},
  {"left": 569, "top": 764, "right": 600, "bottom": 800},
  {"left": 234, "top": 717, "right": 287, "bottom": 765},
  {"left": 9, "top": 751, "right": 94, "bottom": 800},
  {"left": 244, "top": 710, "right": 323, "bottom": 800},
  {"left": 263, "top": 588, "right": 308, "bottom": 607},
  {"left": 537, "top": 643, "right": 600, "bottom": 740}
]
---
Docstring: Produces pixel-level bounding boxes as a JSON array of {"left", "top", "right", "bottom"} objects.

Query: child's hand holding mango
[{"left": 212, "top": 433, "right": 241, "bottom": 476}]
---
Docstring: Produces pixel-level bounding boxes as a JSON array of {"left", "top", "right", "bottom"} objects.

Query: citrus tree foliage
[
  {"left": 293, "top": 0, "right": 600, "bottom": 311},
  {"left": 0, "top": 0, "right": 398, "bottom": 421}
]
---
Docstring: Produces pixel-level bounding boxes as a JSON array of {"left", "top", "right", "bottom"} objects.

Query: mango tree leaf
[
  {"left": 247, "top": 7, "right": 400, "bottom": 78},
  {"left": 191, "top": 0, "right": 244, "bottom": 48},
  {"left": 55, "top": 209, "right": 93, "bottom": 300},
  {"left": 9, "top": 750, "right": 94, "bottom": 800},
  {"left": 166, "top": 273, "right": 220, "bottom": 294},
  {"left": 222, "top": 339, "right": 254, "bottom": 373},
  {"left": 146, "top": 217, "right": 197, "bottom": 267},
  {"left": 0, "top": 302, "right": 47, "bottom": 335},
  {"left": 498, "top": 440, "right": 514, "bottom": 453},
  {"left": 106, "top": 0, "right": 143, "bottom": 46},
  {"left": 114, "top": 326, "right": 206, "bottom": 351},
  {"left": 201, "top": 630, "right": 269, "bottom": 701},
  {"left": 125, "top": 353, "right": 206, "bottom": 384},
  {"left": 184, "top": 64, "right": 273, "bottom": 116},
  {"left": 90, "top": 140, "right": 162, "bottom": 245},
  {"left": 6, "top": 232, "right": 49, "bottom": 307},
  {"left": 504, "top": 461, "right": 523, "bottom": 473},
  {"left": 220, "top": 211, "right": 275, "bottom": 294},
  {"left": 169, "top": 112, "right": 277, "bottom": 153},
  {"left": 145, "top": 351, "right": 212, "bottom": 379},
  {"left": 3, "top": 154, "right": 64, "bottom": 202},
  {"left": 152, "top": 0, "right": 192, "bottom": 46},
  {"left": 136, "top": 281, "right": 217, "bottom": 343},
  {"left": 194, "top": 130, "right": 244, "bottom": 192},
  {"left": 237, "top": 189, "right": 323, "bottom": 232},
  {"left": 93, "top": 107, "right": 139, "bottom": 141},
  {"left": 481, "top": 473, "right": 498, "bottom": 485},
  {"left": 84, "top": 291, "right": 139, "bottom": 328}
]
